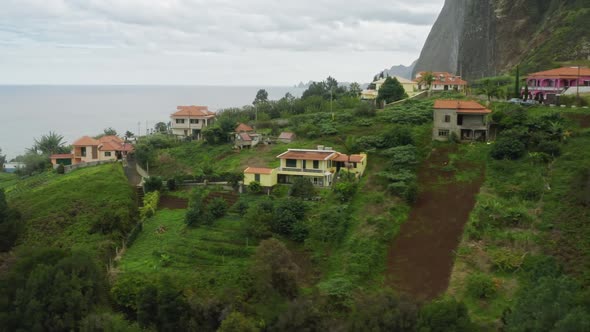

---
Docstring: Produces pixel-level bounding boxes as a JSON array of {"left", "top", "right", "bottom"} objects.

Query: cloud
[{"left": 0, "top": 0, "right": 444, "bottom": 84}]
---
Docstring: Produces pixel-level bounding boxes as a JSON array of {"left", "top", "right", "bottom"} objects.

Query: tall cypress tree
[{"left": 514, "top": 65, "right": 520, "bottom": 99}]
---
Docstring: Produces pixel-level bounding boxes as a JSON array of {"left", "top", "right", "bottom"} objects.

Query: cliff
[{"left": 413, "top": 0, "right": 590, "bottom": 80}]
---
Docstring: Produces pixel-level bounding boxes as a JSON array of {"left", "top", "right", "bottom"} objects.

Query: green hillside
[{"left": 9, "top": 163, "right": 136, "bottom": 261}]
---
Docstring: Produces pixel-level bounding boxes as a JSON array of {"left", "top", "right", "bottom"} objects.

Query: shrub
[
  {"left": 243, "top": 204, "right": 272, "bottom": 239},
  {"left": 417, "top": 298, "right": 475, "bottom": 332},
  {"left": 56, "top": 164, "right": 65, "bottom": 174},
  {"left": 491, "top": 136, "right": 526, "bottom": 160},
  {"left": 534, "top": 140, "right": 561, "bottom": 157},
  {"left": 273, "top": 198, "right": 306, "bottom": 241},
  {"left": 143, "top": 176, "right": 163, "bottom": 193},
  {"left": 209, "top": 197, "right": 228, "bottom": 219},
  {"left": 333, "top": 179, "right": 358, "bottom": 202},
  {"left": 348, "top": 291, "right": 418, "bottom": 332},
  {"left": 289, "top": 177, "right": 316, "bottom": 198},
  {"left": 354, "top": 102, "right": 377, "bottom": 117},
  {"left": 234, "top": 200, "right": 249, "bottom": 216},
  {"left": 139, "top": 191, "right": 160, "bottom": 221},
  {"left": 251, "top": 238, "right": 299, "bottom": 299},
  {"left": 248, "top": 181, "right": 261, "bottom": 194},
  {"left": 218, "top": 312, "right": 260, "bottom": 332},
  {"left": 466, "top": 273, "right": 497, "bottom": 299}
]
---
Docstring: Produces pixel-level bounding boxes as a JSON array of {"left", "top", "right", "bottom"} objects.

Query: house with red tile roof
[
  {"left": 524, "top": 66, "right": 590, "bottom": 102},
  {"left": 234, "top": 123, "right": 261, "bottom": 149},
  {"left": 278, "top": 132, "right": 296, "bottom": 143},
  {"left": 171, "top": 105, "right": 216, "bottom": 140},
  {"left": 415, "top": 72, "right": 467, "bottom": 92},
  {"left": 243, "top": 146, "right": 367, "bottom": 188},
  {"left": 50, "top": 135, "right": 134, "bottom": 166},
  {"left": 433, "top": 100, "right": 491, "bottom": 141}
]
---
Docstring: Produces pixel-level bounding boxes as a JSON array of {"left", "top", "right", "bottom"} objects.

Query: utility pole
[{"left": 577, "top": 65, "right": 581, "bottom": 106}]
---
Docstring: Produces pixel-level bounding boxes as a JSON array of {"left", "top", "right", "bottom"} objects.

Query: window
[
  {"left": 313, "top": 160, "right": 319, "bottom": 169},
  {"left": 105, "top": 152, "right": 112, "bottom": 157},
  {"left": 302, "top": 160, "right": 307, "bottom": 169},
  {"left": 438, "top": 130, "right": 450, "bottom": 137},
  {"left": 176, "top": 119, "right": 185, "bottom": 124},
  {"left": 457, "top": 114, "right": 464, "bottom": 126},
  {"left": 353, "top": 162, "right": 357, "bottom": 168},
  {"left": 81, "top": 147, "right": 86, "bottom": 157},
  {"left": 190, "top": 119, "right": 199, "bottom": 124},
  {"left": 444, "top": 115, "right": 451, "bottom": 123},
  {"left": 255, "top": 174, "right": 260, "bottom": 182},
  {"left": 286, "top": 159, "right": 297, "bottom": 167}
]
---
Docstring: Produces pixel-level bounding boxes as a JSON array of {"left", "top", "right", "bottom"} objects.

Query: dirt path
[
  {"left": 386, "top": 146, "right": 484, "bottom": 301},
  {"left": 159, "top": 195, "right": 189, "bottom": 209}
]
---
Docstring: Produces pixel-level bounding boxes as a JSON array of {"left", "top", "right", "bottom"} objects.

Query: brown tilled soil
[
  {"left": 386, "top": 146, "right": 484, "bottom": 301},
  {"left": 564, "top": 113, "right": 590, "bottom": 129},
  {"left": 158, "top": 195, "right": 189, "bottom": 209}
]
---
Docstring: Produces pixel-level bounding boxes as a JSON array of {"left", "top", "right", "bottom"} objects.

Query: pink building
[{"left": 524, "top": 67, "right": 590, "bottom": 102}]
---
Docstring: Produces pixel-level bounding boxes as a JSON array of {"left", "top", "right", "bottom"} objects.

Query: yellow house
[
  {"left": 361, "top": 76, "right": 417, "bottom": 100},
  {"left": 244, "top": 167, "right": 278, "bottom": 187},
  {"left": 51, "top": 135, "right": 134, "bottom": 166}
]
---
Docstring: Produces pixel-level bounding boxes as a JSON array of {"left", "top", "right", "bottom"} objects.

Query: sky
[{"left": 0, "top": 0, "right": 444, "bottom": 85}]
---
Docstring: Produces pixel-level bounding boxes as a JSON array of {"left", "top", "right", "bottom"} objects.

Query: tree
[
  {"left": 417, "top": 298, "right": 475, "bottom": 332},
  {"left": 348, "top": 82, "right": 362, "bottom": 98},
  {"left": 478, "top": 79, "right": 502, "bottom": 101},
  {"left": 348, "top": 291, "right": 418, "bottom": 331},
  {"left": 32, "top": 131, "right": 68, "bottom": 155},
  {"left": 289, "top": 177, "right": 316, "bottom": 198},
  {"left": 103, "top": 127, "right": 118, "bottom": 136},
  {"left": 273, "top": 198, "right": 306, "bottom": 241},
  {"left": 154, "top": 122, "right": 168, "bottom": 134},
  {"left": 490, "top": 136, "right": 526, "bottom": 160},
  {"left": 251, "top": 238, "right": 299, "bottom": 298},
  {"left": 377, "top": 77, "right": 407, "bottom": 105},
  {"left": 421, "top": 72, "right": 435, "bottom": 95},
  {"left": 0, "top": 147, "right": 5, "bottom": 171},
  {"left": 218, "top": 312, "right": 259, "bottom": 332},
  {"left": 270, "top": 297, "right": 326, "bottom": 332},
  {"left": 0, "top": 188, "right": 21, "bottom": 251},
  {"left": 514, "top": 65, "right": 520, "bottom": 99},
  {"left": 125, "top": 131, "right": 135, "bottom": 141},
  {"left": 253, "top": 89, "right": 269, "bottom": 105}
]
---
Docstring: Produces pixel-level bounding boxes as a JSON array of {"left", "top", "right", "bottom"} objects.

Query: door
[{"left": 302, "top": 160, "right": 307, "bottom": 170}]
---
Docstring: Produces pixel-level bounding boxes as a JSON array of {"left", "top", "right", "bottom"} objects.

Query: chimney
[{"left": 317, "top": 145, "right": 324, "bottom": 151}]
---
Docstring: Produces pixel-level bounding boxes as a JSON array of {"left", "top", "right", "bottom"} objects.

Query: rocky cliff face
[{"left": 414, "top": 0, "right": 590, "bottom": 81}]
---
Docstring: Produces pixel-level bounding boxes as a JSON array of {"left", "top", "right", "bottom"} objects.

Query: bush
[
  {"left": 234, "top": 200, "right": 249, "bottom": 216},
  {"left": 139, "top": 191, "right": 160, "bottom": 221},
  {"left": 289, "top": 177, "right": 316, "bottom": 198},
  {"left": 248, "top": 181, "right": 261, "bottom": 194},
  {"left": 243, "top": 204, "right": 272, "bottom": 239},
  {"left": 354, "top": 102, "right": 377, "bottom": 117},
  {"left": 466, "top": 273, "right": 497, "bottom": 299},
  {"left": 491, "top": 136, "right": 526, "bottom": 160},
  {"left": 534, "top": 140, "right": 561, "bottom": 157},
  {"left": 143, "top": 176, "right": 163, "bottom": 193},
  {"left": 209, "top": 197, "right": 228, "bottom": 219},
  {"left": 251, "top": 238, "right": 299, "bottom": 299},
  {"left": 56, "top": 164, "right": 65, "bottom": 174},
  {"left": 417, "top": 298, "right": 475, "bottom": 332},
  {"left": 333, "top": 179, "right": 358, "bottom": 202},
  {"left": 273, "top": 198, "right": 306, "bottom": 241}
]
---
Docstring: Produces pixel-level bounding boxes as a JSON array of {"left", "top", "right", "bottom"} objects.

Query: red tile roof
[
  {"left": 331, "top": 153, "right": 365, "bottom": 163},
  {"left": 73, "top": 136, "right": 101, "bottom": 146},
  {"left": 235, "top": 123, "right": 254, "bottom": 132},
  {"left": 277, "top": 150, "right": 336, "bottom": 161},
  {"left": 244, "top": 167, "right": 274, "bottom": 175},
  {"left": 239, "top": 133, "right": 253, "bottom": 141},
  {"left": 50, "top": 154, "right": 73, "bottom": 159},
  {"left": 278, "top": 132, "right": 295, "bottom": 139},
  {"left": 527, "top": 66, "right": 590, "bottom": 79},
  {"left": 99, "top": 141, "right": 121, "bottom": 151},
  {"left": 415, "top": 72, "right": 468, "bottom": 86},
  {"left": 434, "top": 100, "right": 492, "bottom": 114},
  {"left": 172, "top": 106, "right": 215, "bottom": 117},
  {"left": 120, "top": 143, "right": 134, "bottom": 152},
  {"left": 99, "top": 135, "right": 123, "bottom": 144}
]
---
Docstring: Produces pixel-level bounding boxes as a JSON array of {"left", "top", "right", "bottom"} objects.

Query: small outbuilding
[
  {"left": 243, "top": 167, "right": 277, "bottom": 187},
  {"left": 278, "top": 132, "right": 296, "bottom": 143}
]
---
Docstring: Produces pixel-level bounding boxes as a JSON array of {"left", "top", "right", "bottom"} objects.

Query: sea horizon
[{"left": 0, "top": 85, "right": 305, "bottom": 160}]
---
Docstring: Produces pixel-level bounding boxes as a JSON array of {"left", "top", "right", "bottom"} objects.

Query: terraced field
[{"left": 117, "top": 209, "right": 256, "bottom": 293}]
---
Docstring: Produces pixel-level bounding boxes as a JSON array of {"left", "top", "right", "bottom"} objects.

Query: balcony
[
  {"left": 278, "top": 167, "right": 325, "bottom": 174},
  {"left": 524, "top": 86, "right": 566, "bottom": 92}
]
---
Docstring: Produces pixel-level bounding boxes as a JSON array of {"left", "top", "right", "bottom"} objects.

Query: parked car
[
  {"left": 508, "top": 98, "right": 521, "bottom": 104},
  {"left": 521, "top": 99, "right": 537, "bottom": 106}
]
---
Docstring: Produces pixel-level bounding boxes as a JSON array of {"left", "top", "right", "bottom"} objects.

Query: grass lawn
[
  {"left": 117, "top": 209, "right": 255, "bottom": 295},
  {"left": 0, "top": 172, "right": 18, "bottom": 190},
  {"left": 9, "top": 163, "right": 135, "bottom": 260}
]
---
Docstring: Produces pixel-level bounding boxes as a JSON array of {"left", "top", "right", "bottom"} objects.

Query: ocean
[{"left": 0, "top": 85, "right": 304, "bottom": 159}]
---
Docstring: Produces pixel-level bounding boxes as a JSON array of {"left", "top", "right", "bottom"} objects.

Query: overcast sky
[{"left": 0, "top": 0, "right": 444, "bottom": 85}]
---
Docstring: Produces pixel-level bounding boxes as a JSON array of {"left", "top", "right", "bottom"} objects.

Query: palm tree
[
  {"left": 421, "top": 72, "right": 435, "bottom": 96},
  {"left": 33, "top": 132, "right": 68, "bottom": 155}
]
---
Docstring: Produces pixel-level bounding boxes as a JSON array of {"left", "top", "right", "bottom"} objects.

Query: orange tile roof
[
  {"left": 99, "top": 141, "right": 121, "bottom": 151},
  {"left": 415, "top": 71, "right": 468, "bottom": 86},
  {"left": 331, "top": 153, "right": 365, "bottom": 163},
  {"left": 244, "top": 167, "right": 274, "bottom": 175},
  {"left": 239, "top": 133, "right": 252, "bottom": 141},
  {"left": 172, "top": 106, "right": 215, "bottom": 117},
  {"left": 99, "top": 135, "right": 123, "bottom": 144},
  {"left": 278, "top": 132, "right": 295, "bottom": 139},
  {"left": 120, "top": 143, "right": 134, "bottom": 152},
  {"left": 434, "top": 100, "right": 492, "bottom": 114},
  {"left": 277, "top": 150, "right": 336, "bottom": 161},
  {"left": 73, "top": 136, "right": 101, "bottom": 146},
  {"left": 527, "top": 67, "right": 590, "bottom": 79},
  {"left": 50, "top": 154, "right": 73, "bottom": 159},
  {"left": 235, "top": 123, "right": 254, "bottom": 132}
]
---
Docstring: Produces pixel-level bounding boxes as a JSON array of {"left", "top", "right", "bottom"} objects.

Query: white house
[{"left": 170, "top": 106, "right": 216, "bottom": 140}]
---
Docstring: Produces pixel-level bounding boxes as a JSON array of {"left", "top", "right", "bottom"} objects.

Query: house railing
[
  {"left": 278, "top": 167, "right": 324, "bottom": 174},
  {"left": 523, "top": 86, "right": 566, "bottom": 92}
]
